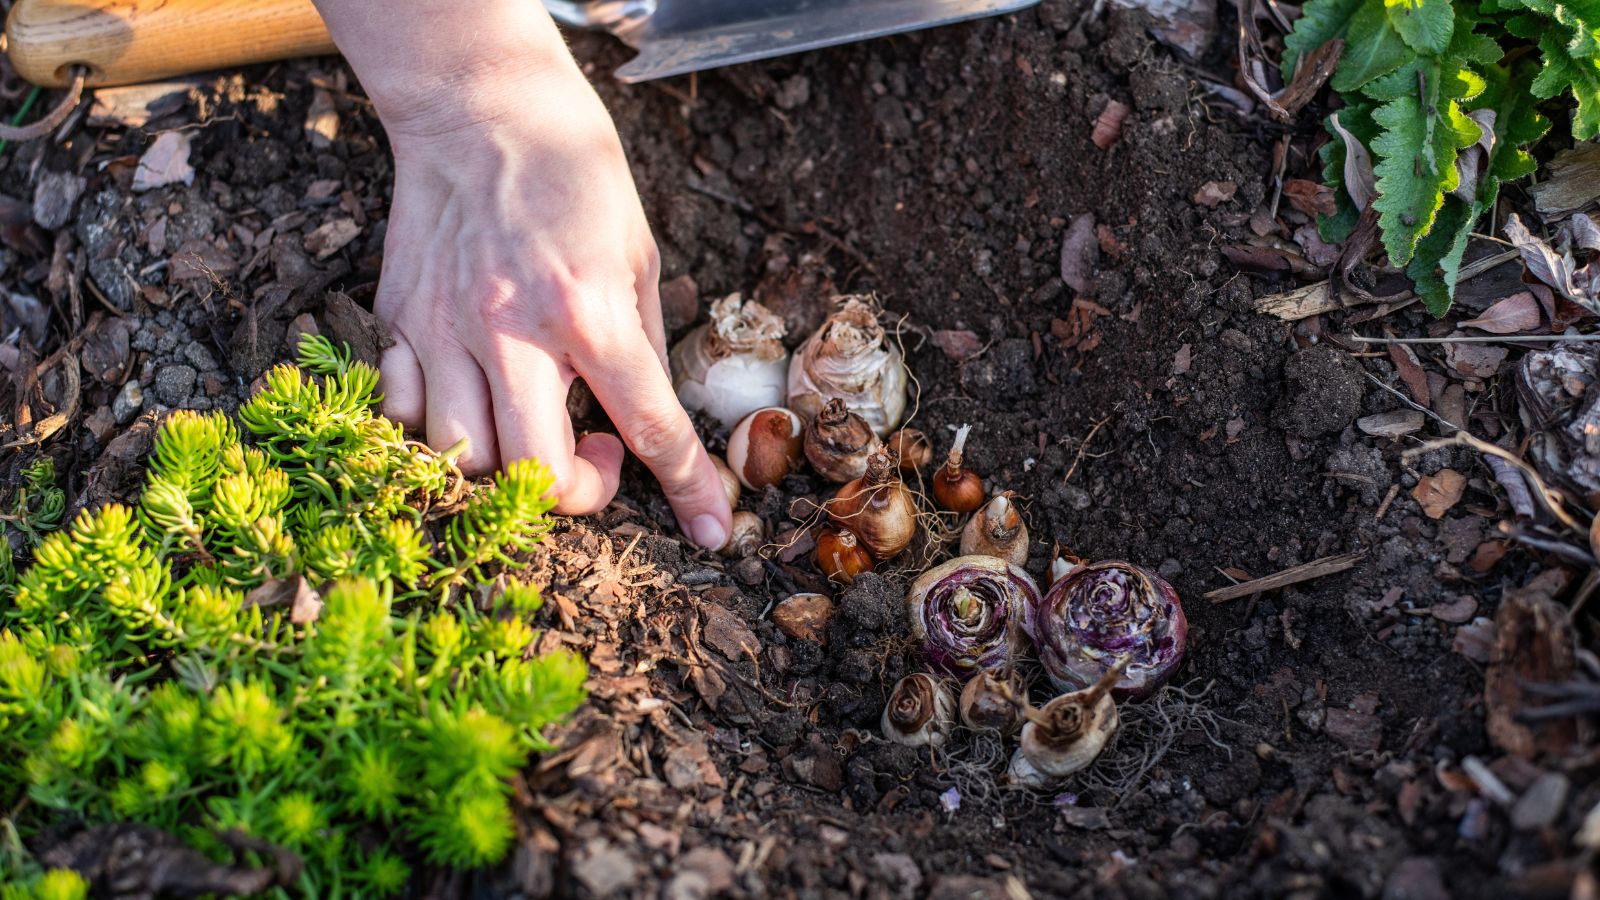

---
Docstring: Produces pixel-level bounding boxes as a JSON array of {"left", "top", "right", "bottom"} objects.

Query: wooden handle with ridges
[{"left": 5, "top": 0, "right": 337, "bottom": 88}]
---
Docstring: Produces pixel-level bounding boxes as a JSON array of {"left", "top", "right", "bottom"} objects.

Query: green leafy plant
[
  {"left": 1283, "top": 0, "right": 1592, "bottom": 312},
  {"left": 0, "top": 335, "right": 587, "bottom": 896},
  {"left": 3, "top": 458, "right": 65, "bottom": 550}
]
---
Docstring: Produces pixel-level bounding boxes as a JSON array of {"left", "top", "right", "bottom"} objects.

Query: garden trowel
[{"left": 4, "top": 0, "right": 1042, "bottom": 88}]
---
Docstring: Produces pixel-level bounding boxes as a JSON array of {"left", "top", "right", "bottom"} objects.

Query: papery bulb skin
[
  {"left": 726, "top": 407, "right": 804, "bottom": 490},
  {"left": 787, "top": 296, "right": 908, "bottom": 437},
  {"left": 828, "top": 452, "right": 917, "bottom": 560},
  {"left": 960, "top": 668, "right": 1024, "bottom": 734},
  {"left": 933, "top": 425, "right": 984, "bottom": 513},
  {"left": 804, "top": 398, "right": 882, "bottom": 483},
  {"left": 959, "top": 494, "right": 1028, "bottom": 567},
  {"left": 887, "top": 428, "right": 933, "bottom": 472},
  {"left": 721, "top": 511, "right": 766, "bottom": 558},
  {"left": 710, "top": 455, "right": 741, "bottom": 508},
  {"left": 671, "top": 294, "right": 789, "bottom": 427},
  {"left": 907, "top": 555, "right": 1037, "bottom": 677},
  {"left": 1025, "top": 560, "right": 1188, "bottom": 700},
  {"left": 1006, "top": 748, "right": 1054, "bottom": 788},
  {"left": 1049, "top": 548, "right": 1084, "bottom": 586},
  {"left": 816, "top": 528, "right": 873, "bottom": 584},
  {"left": 881, "top": 673, "right": 956, "bottom": 748},
  {"left": 1018, "top": 661, "right": 1124, "bottom": 778}
]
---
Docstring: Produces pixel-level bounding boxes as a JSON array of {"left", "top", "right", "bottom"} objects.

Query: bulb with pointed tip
[
  {"left": 960, "top": 669, "right": 1024, "bottom": 735},
  {"left": 887, "top": 428, "right": 933, "bottom": 472},
  {"left": 804, "top": 398, "right": 881, "bottom": 483},
  {"left": 828, "top": 451, "right": 917, "bottom": 560},
  {"left": 816, "top": 528, "right": 873, "bottom": 584},
  {"left": 959, "top": 493, "right": 1028, "bottom": 567},
  {"left": 1013, "top": 659, "right": 1127, "bottom": 781},
  {"left": 933, "top": 424, "right": 983, "bottom": 513}
]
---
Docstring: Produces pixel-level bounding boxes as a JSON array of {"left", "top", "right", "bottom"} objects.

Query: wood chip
[{"left": 1205, "top": 551, "right": 1364, "bottom": 602}]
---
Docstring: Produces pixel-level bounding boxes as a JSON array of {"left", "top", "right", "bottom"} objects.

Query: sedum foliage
[
  {"left": 1284, "top": 0, "right": 1584, "bottom": 312},
  {"left": 0, "top": 335, "right": 588, "bottom": 896}
]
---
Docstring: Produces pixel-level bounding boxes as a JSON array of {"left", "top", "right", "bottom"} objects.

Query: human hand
[{"left": 313, "top": 2, "right": 731, "bottom": 549}]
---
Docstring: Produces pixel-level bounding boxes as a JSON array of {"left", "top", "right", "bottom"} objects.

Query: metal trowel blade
[{"left": 610, "top": 0, "right": 1042, "bottom": 82}]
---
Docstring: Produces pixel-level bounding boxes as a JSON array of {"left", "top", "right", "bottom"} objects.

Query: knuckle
[
  {"left": 626, "top": 410, "right": 688, "bottom": 465},
  {"left": 470, "top": 277, "right": 527, "bottom": 336}
]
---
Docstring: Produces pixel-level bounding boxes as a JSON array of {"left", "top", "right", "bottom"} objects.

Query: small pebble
[{"left": 112, "top": 381, "right": 144, "bottom": 424}]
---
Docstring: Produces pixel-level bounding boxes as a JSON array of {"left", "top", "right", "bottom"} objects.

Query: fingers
[
  {"left": 421, "top": 343, "right": 500, "bottom": 477},
  {"left": 634, "top": 247, "right": 668, "bottom": 373},
  {"left": 377, "top": 329, "right": 426, "bottom": 427},
  {"left": 578, "top": 329, "right": 731, "bottom": 550},
  {"left": 484, "top": 346, "right": 621, "bottom": 515}
]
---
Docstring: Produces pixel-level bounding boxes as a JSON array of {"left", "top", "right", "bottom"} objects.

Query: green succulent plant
[{"left": 0, "top": 334, "right": 588, "bottom": 896}]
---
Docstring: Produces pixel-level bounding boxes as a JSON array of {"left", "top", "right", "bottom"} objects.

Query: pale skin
[{"left": 311, "top": 0, "right": 732, "bottom": 550}]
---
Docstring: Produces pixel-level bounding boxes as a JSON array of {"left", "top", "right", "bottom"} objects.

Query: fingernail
[{"left": 688, "top": 514, "right": 727, "bottom": 551}]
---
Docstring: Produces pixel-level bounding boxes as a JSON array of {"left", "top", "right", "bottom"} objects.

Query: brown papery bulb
[
  {"left": 816, "top": 528, "right": 874, "bottom": 584},
  {"left": 960, "top": 669, "right": 1024, "bottom": 735},
  {"left": 721, "top": 511, "right": 766, "bottom": 558},
  {"left": 805, "top": 398, "right": 882, "bottom": 483},
  {"left": 710, "top": 454, "right": 741, "bottom": 508},
  {"left": 959, "top": 493, "right": 1028, "bottom": 567},
  {"left": 726, "top": 407, "right": 804, "bottom": 490},
  {"left": 888, "top": 428, "right": 933, "bottom": 472},
  {"left": 933, "top": 424, "right": 983, "bottom": 513},
  {"left": 1016, "top": 658, "right": 1127, "bottom": 779},
  {"left": 881, "top": 673, "right": 956, "bottom": 748},
  {"left": 828, "top": 451, "right": 918, "bottom": 560}
]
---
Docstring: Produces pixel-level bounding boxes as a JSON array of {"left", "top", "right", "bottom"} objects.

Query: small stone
[
  {"left": 1511, "top": 772, "right": 1570, "bottom": 830},
  {"left": 659, "top": 274, "right": 699, "bottom": 334},
  {"left": 112, "top": 381, "right": 144, "bottom": 424},
  {"left": 1358, "top": 409, "right": 1425, "bottom": 439},
  {"left": 1157, "top": 558, "right": 1182, "bottom": 580},
  {"left": 32, "top": 170, "right": 86, "bottom": 230},
  {"left": 732, "top": 555, "right": 764, "bottom": 586},
  {"left": 1324, "top": 708, "right": 1382, "bottom": 752},
  {"left": 152, "top": 364, "right": 197, "bottom": 406},
  {"left": 1382, "top": 858, "right": 1449, "bottom": 900},
  {"left": 183, "top": 342, "right": 218, "bottom": 371},
  {"left": 772, "top": 593, "right": 833, "bottom": 644},
  {"left": 572, "top": 840, "right": 638, "bottom": 897},
  {"left": 873, "top": 853, "right": 922, "bottom": 900}
]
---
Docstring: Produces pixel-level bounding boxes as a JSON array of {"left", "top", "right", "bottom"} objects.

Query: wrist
[{"left": 313, "top": 0, "right": 579, "bottom": 138}]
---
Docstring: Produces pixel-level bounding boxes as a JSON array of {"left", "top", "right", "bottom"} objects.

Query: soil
[{"left": 1, "top": 0, "right": 1593, "bottom": 897}]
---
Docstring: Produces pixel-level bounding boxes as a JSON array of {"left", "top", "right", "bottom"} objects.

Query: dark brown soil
[{"left": 2, "top": 0, "right": 1592, "bottom": 897}]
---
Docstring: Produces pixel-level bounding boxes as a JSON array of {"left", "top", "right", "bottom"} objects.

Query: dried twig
[
  {"left": 1351, "top": 334, "right": 1600, "bottom": 345},
  {"left": 1254, "top": 249, "right": 1520, "bottom": 321},
  {"left": 1204, "top": 551, "right": 1364, "bottom": 602}
]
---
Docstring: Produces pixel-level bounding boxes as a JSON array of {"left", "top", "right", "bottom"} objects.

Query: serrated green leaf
[
  {"left": 1533, "top": 30, "right": 1600, "bottom": 138},
  {"left": 1408, "top": 195, "right": 1479, "bottom": 314},
  {"left": 1334, "top": 2, "right": 1417, "bottom": 90},
  {"left": 1371, "top": 95, "right": 1470, "bottom": 264},
  {"left": 1283, "top": 0, "right": 1370, "bottom": 78},
  {"left": 1385, "top": 0, "right": 1456, "bottom": 53}
]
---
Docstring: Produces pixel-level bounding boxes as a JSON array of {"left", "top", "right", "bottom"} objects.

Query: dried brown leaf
[
  {"left": 930, "top": 329, "right": 984, "bottom": 362},
  {"left": 1412, "top": 469, "right": 1466, "bottom": 518},
  {"left": 1459, "top": 291, "right": 1543, "bottom": 334}
]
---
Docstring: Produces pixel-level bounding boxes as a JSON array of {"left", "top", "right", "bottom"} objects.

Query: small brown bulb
[
  {"left": 710, "top": 454, "right": 741, "bottom": 508},
  {"left": 959, "top": 669, "right": 1024, "bottom": 735},
  {"left": 881, "top": 673, "right": 956, "bottom": 748},
  {"left": 933, "top": 424, "right": 984, "bottom": 513},
  {"left": 804, "top": 398, "right": 882, "bottom": 483},
  {"left": 816, "top": 528, "right": 874, "bottom": 584},
  {"left": 829, "top": 451, "right": 918, "bottom": 560},
  {"left": 721, "top": 510, "right": 766, "bottom": 558},
  {"left": 726, "top": 407, "right": 804, "bottom": 490},
  {"left": 1017, "top": 658, "right": 1127, "bottom": 779},
  {"left": 959, "top": 493, "right": 1028, "bottom": 567},
  {"left": 887, "top": 428, "right": 933, "bottom": 472}
]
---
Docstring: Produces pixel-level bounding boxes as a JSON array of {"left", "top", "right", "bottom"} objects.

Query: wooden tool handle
[{"left": 5, "top": 0, "right": 337, "bottom": 88}]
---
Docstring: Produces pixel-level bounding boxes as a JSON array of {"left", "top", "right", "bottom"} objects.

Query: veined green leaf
[
  {"left": 1334, "top": 2, "right": 1416, "bottom": 90},
  {"left": 1386, "top": 0, "right": 1456, "bottom": 53},
  {"left": 1371, "top": 95, "right": 1475, "bottom": 264}
]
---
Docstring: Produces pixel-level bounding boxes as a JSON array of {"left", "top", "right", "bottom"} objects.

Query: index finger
[{"left": 577, "top": 330, "right": 732, "bottom": 550}]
